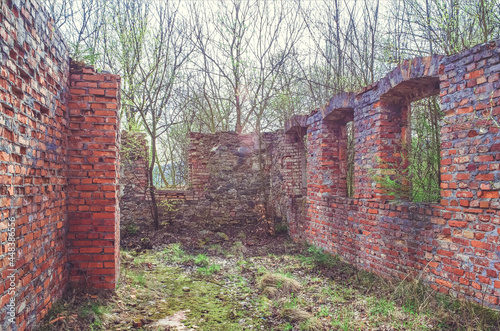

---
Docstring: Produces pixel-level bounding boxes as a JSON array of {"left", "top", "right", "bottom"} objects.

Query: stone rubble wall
[
  {"left": 0, "top": 1, "right": 121, "bottom": 329},
  {"left": 120, "top": 132, "right": 275, "bottom": 241}
]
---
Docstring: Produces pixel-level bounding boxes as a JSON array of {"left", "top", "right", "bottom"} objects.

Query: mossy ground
[{"left": 40, "top": 239, "right": 500, "bottom": 330}]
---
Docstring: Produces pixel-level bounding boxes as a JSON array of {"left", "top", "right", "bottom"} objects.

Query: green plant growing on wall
[
  {"left": 71, "top": 42, "right": 100, "bottom": 67},
  {"left": 125, "top": 224, "right": 138, "bottom": 235},
  {"left": 121, "top": 132, "right": 148, "bottom": 165}
]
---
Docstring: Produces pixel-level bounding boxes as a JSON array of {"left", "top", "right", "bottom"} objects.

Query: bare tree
[
  {"left": 190, "top": 0, "right": 302, "bottom": 133},
  {"left": 115, "top": 0, "right": 193, "bottom": 230}
]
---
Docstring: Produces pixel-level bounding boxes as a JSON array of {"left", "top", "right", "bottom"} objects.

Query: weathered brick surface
[
  {"left": 270, "top": 116, "right": 308, "bottom": 239},
  {"left": 67, "top": 66, "right": 121, "bottom": 290},
  {"left": 121, "top": 132, "right": 275, "bottom": 240},
  {"left": 122, "top": 42, "right": 500, "bottom": 310},
  {"left": 0, "top": 1, "right": 70, "bottom": 329},
  {"left": 119, "top": 131, "right": 151, "bottom": 229},
  {"left": 281, "top": 42, "right": 500, "bottom": 309},
  {"left": 0, "top": 1, "right": 121, "bottom": 329}
]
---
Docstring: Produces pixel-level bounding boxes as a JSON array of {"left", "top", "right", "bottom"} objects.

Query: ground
[{"left": 40, "top": 236, "right": 500, "bottom": 331}]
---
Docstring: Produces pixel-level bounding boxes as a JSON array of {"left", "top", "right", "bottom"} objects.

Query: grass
[
  {"left": 197, "top": 263, "right": 221, "bottom": 276},
  {"left": 259, "top": 272, "right": 302, "bottom": 298},
  {"left": 40, "top": 241, "right": 500, "bottom": 330},
  {"left": 194, "top": 253, "right": 209, "bottom": 266},
  {"left": 162, "top": 242, "right": 192, "bottom": 263},
  {"left": 127, "top": 270, "right": 146, "bottom": 287},
  {"left": 299, "top": 245, "right": 339, "bottom": 268},
  {"left": 79, "top": 303, "right": 109, "bottom": 329}
]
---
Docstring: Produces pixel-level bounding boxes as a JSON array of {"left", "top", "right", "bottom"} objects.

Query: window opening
[
  {"left": 408, "top": 95, "right": 441, "bottom": 202},
  {"left": 346, "top": 121, "right": 355, "bottom": 198}
]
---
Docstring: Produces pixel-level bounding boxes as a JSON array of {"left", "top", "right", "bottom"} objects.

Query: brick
[
  {"left": 471, "top": 241, "right": 491, "bottom": 250},
  {"left": 449, "top": 220, "right": 467, "bottom": 228}
]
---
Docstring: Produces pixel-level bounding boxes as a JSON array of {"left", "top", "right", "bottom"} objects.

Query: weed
[
  {"left": 331, "top": 307, "right": 355, "bottom": 331},
  {"left": 127, "top": 270, "right": 146, "bottom": 287},
  {"left": 259, "top": 273, "right": 301, "bottom": 299},
  {"left": 318, "top": 305, "right": 329, "bottom": 317},
  {"left": 299, "top": 245, "right": 338, "bottom": 268},
  {"left": 299, "top": 317, "right": 323, "bottom": 331},
  {"left": 208, "top": 244, "right": 228, "bottom": 256},
  {"left": 79, "top": 302, "right": 108, "bottom": 329},
  {"left": 132, "top": 255, "right": 146, "bottom": 267},
  {"left": 197, "top": 263, "right": 221, "bottom": 276},
  {"left": 257, "top": 296, "right": 272, "bottom": 317},
  {"left": 283, "top": 293, "right": 299, "bottom": 310},
  {"left": 194, "top": 253, "right": 209, "bottom": 266},
  {"left": 125, "top": 224, "right": 138, "bottom": 235},
  {"left": 281, "top": 307, "right": 311, "bottom": 322},
  {"left": 369, "top": 298, "right": 394, "bottom": 316},
  {"left": 162, "top": 243, "right": 192, "bottom": 263},
  {"left": 230, "top": 241, "right": 247, "bottom": 256},
  {"left": 275, "top": 222, "right": 288, "bottom": 234}
]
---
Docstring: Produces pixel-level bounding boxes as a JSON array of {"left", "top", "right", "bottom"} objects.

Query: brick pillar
[
  {"left": 66, "top": 64, "right": 121, "bottom": 289},
  {"left": 282, "top": 128, "right": 307, "bottom": 239},
  {"left": 188, "top": 132, "right": 209, "bottom": 197}
]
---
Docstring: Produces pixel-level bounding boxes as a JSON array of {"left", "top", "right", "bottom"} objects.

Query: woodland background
[{"left": 43, "top": 0, "right": 500, "bottom": 194}]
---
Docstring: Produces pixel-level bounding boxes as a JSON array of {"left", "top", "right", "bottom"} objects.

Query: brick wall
[
  {"left": 66, "top": 65, "right": 121, "bottom": 289},
  {"left": 0, "top": 1, "right": 121, "bottom": 329},
  {"left": 268, "top": 115, "right": 308, "bottom": 239},
  {"left": 121, "top": 42, "right": 500, "bottom": 309},
  {"left": 120, "top": 131, "right": 275, "bottom": 242},
  {"left": 280, "top": 42, "right": 500, "bottom": 309},
  {"left": 120, "top": 131, "right": 150, "bottom": 230},
  {"left": 0, "top": 1, "right": 70, "bottom": 329}
]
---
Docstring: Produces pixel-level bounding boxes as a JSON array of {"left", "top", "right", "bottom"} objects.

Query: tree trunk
[{"left": 150, "top": 133, "right": 160, "bottom": 230}]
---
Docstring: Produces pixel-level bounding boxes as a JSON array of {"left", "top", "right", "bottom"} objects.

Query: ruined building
[
  {"left": 0, "top": 0, "right": 499, "bottom": 330},
  {"left": 122, "top": 47, "right": 500, "bottom": 311}
]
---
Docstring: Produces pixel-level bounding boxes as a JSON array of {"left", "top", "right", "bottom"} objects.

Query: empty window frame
[
  {"left": 407, "top": 96, "right": 441, "bottom": 202},
  {"left": 346, "top": 121, "right": 355, "bottom": 198}
]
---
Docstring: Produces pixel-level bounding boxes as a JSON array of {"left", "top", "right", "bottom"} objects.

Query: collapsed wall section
[
  {"left": 120, "top": 131, "right": 275, "bottom": 243},
  {"left": 186, "top": 132, "right": 273, "bottom": 236}
]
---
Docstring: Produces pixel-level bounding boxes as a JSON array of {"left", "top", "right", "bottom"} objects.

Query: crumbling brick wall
[
  {"left": 120, "top": 131, "right": 275, "bottom": 243},
  {"left": 280, "top": 41, "right": 500, "bottom": 309},
  {"left": 268, "top": 115, "right": 308, "bottom": 239},
  {"left": 119, "top": 131, "right": 150, "bottom": 231},
  {"left": 186, "top": 132, "right": 274, "bottom": 236},
  {"left": 0, "top": 1, "right": 121, "bottom": 329}
]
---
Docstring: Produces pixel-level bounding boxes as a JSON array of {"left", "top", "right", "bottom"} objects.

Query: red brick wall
[
  {"left": 281, "top": 42, "right": 500, "bottom": 309},
  {"left": 0, "top": 1, "right": 70, "bottom": 329},
  {"left": 0, "top": 1, "right": 121, "bottom": 329},
  {"left": 67, "top": 66, "right": 121, "bottom": 290}
]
